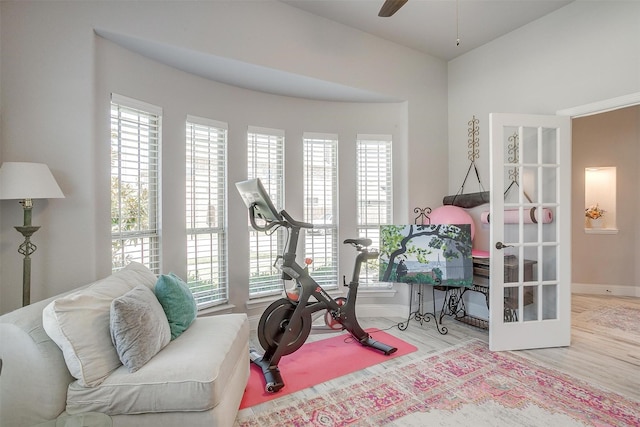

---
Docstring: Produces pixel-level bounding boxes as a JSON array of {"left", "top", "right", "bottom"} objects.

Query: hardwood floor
[
  {"left": 238, "top": 293, "right": 640, "bottom": 421},
  {"left": 519, "top": 293, "right": 640, "bottom": 400}
]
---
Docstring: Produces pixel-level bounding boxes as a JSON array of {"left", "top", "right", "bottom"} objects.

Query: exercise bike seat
[{"left": 343, "top": 238, "right": 372, "bottom": 247}]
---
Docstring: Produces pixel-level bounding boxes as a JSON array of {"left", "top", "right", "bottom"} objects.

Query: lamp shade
[{"left": 0, "top": 162, "right": 65, "bottom": 200}]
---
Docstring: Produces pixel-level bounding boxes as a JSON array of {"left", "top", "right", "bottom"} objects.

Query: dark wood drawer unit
[
  {"left": 473, "top": 255, "right": 535, "bottom": 283},
  {"left": 466, "top": 255, "right": 537, "bottom": 324}
]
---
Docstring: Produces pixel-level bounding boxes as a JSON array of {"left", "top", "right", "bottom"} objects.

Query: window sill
[
  {"left": 245, "top": 294, "right": 282, "bottom": 311},
  {"left": 244, "top": 290, "right": 347, "bottom": 310},
  {"left": 197, "top": 303, "right": 236, "bottom": 317},
  {"left": 357, "top": 287, "right": 398, "bottom": 298},
  {"left": 584, "top": 227, "right": 618, "bottom": 235},
  {"left": 244, "top": 286, "right": 396, "bottom": 310}
]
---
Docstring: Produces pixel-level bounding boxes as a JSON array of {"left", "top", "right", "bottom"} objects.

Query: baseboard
[{"left": 572, "top": 283, "right": 640, "bottom": 297}]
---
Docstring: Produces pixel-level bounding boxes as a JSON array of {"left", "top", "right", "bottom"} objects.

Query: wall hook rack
[{"left": 414, "top": 207, "right": 432, "bottom": 225}]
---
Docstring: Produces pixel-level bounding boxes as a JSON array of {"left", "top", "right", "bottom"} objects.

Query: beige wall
[{"left": 572, "top": 106, "right": 640, "bottom": 293}]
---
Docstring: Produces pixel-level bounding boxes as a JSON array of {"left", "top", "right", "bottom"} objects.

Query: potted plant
[{"left": 585, "top": 204, "right": 605, "bottom": 228}]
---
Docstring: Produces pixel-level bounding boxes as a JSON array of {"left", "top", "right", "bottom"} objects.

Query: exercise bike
[{"left": 236, "top": 178, "right": 398, "bottom": 393}]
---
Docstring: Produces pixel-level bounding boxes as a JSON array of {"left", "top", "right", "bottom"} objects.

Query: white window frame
[
  {"left": 356, "top": 134, "right": 393, "bottom": 286},
  {"left": 303, "top": 132, "right": 339, "bottom": 289},
  {"left": 247, "top": 126, "right": 285, "bottom": 298},
  {"left": 110, "top": 94, "right": 161, "bottom": 274},
  {"left": 186, "top": 116, "right": 228, "bottom": 308}
]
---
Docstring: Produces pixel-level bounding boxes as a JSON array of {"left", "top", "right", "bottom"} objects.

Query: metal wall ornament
[
  {"left": 442, "top": 115, "right": 489, "bottom": 209},
  {"left": 468, "top": 115, "right": 480, "bottom": 163},
  {"left": 504, "top": 131, "right": 533, "bottom": 202},
  {"left": 507, "top": 131, "right": 519, "bottom": 184},
  {"left": 414, "top": 206, "right": 432, "bottom": 225}
]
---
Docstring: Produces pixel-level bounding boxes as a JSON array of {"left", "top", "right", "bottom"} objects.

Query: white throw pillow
[
  {"left": 42, "top": 262, "right": 157, "bottom": 387},
  {"left": 110, "top": 285, "right": 171, "bottom": 372}
]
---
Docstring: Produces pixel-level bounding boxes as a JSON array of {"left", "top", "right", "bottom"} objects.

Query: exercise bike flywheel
[{"left": 258, "top": 298, "right": 312, "bottom": 356}]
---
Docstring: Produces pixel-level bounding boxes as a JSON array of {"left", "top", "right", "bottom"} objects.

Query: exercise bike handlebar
[
  {"left": 248, "top": 204, "right": 284, "bottom": 232},
  {"left": 247, "top": 203, "right": 316, "bottom": 233},
  {"left": 247, "top": 202, "right": 380, "bottom": 271},
  {"left": 280, "top": 209, "right": 313, "bottom": 229}
]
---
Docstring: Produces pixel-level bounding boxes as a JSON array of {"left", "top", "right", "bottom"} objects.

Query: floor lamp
[{"left": 0, "top": 162, "right": 65, "bottom": 306}]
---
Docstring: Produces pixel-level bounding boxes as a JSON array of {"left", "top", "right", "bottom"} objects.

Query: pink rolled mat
[
  {"left": 481, "top": 208, "right": 553, "bottom": 224},
  {"left": 472, "top": 249, "right": 490, "bottom": 258}
]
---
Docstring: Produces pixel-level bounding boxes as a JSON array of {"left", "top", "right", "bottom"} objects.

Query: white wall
[
  {"left": 448, "top": 1, "right": 640, "bottom": 301},
  {"left": 0, "top": 1, "right": 447, "bottom": 314},
  {"left": 449, "top": 0, "right": 640, "bottom": 196}
]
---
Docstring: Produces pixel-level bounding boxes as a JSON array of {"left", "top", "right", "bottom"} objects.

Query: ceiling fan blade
[{"left": 378, "top": 0, "right": 408, "bottom": 17}]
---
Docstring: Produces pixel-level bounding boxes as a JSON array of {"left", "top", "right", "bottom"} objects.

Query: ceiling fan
[{"left": 378, "top": 0, "right": 408, "bottom": 17}]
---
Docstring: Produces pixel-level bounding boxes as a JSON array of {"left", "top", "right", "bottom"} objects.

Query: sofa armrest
[{"left": 1, "top": 299, "right": 74, "bottom": 427}]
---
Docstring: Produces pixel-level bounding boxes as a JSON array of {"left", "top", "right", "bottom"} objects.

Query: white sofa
[{"left": 0, "top": 263, "right": 250, "bottom": 427}]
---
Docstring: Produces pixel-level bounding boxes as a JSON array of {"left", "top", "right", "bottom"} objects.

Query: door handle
[{"left": 495, "top": 241, "right": 512, "bottom": 250}]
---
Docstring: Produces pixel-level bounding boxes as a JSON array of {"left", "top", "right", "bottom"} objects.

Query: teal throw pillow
[{"left": 154, "top": 273, "right": 197, "bottom": 340}]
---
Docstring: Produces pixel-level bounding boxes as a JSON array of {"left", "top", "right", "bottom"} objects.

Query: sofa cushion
[
  {"left": 110, "top": 285, "right": 171, "bottom": 373},
  {"left": 66, "top": 313, "right": 249, "bottom": 415},
  {"left": 42, "top": 262, "right": 157, "bottom": 387},
  {"left": 154, "top": 273, "right": 197, "bottom": 340}
]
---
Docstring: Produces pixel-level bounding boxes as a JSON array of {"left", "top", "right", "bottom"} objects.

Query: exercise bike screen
[{"left": 236, "top": 178, "right": 282, "bottom": 222}]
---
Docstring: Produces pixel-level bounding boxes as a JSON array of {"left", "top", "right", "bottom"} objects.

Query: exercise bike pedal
[{"left": 265, "top": 375, "right": 285, "bottom": 393}]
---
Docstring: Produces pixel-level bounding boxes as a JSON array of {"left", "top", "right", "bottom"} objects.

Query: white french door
[{"left": 489, "top": 113, "right": 571, "bottom": 351}]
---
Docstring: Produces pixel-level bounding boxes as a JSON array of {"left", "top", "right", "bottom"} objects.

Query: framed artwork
[{"left": 379, "top": 224, "right": 473, "bottom": 287}]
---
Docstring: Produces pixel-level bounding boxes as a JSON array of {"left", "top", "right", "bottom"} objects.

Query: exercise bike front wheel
[{"left": 258, "top": 298, "right": 312, "bottom": 356}]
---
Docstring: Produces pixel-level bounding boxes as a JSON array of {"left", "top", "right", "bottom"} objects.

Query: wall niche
[{"left": 584, "top": 166, "right": 617, "bottom": 234}]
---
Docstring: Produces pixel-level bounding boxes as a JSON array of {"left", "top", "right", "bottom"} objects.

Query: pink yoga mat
[
  {"left": 239, "top": 329, "right": 417, "bottom": 409},
  {"left": 481, "top": 207, "right": 553, "bottom": 224}
]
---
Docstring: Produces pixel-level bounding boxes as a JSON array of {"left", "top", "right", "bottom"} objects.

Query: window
[
  {"left": 247, "top": 126, "right": 285, "bottom": 297},
  {"left": 303, "top": 133, "right": 338, "bottom": 288},
  {"left": 356, "top": 135, "right": 393, "bottom": 285},
  {"left": 110, "top": 94, "right": 161, "bottom": 273},
  {"left": 186, "top": 117, "right": 228, "bottom": 307}
]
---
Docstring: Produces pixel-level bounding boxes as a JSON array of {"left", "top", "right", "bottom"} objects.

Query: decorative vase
[{"left": 590, "top": 218, "right": 603, "bottom": 228}]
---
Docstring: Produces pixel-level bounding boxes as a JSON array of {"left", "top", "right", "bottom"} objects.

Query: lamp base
[
  {"left": 15, "top": 225, "right": 41, "bottom": 239},
  {"left": 15, "top": 205, "right": 41, "bottom": 307}
]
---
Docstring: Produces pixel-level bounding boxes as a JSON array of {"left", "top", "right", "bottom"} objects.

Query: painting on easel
[{"left": 378, "top": 224, "right": 473, "bottom": 287}]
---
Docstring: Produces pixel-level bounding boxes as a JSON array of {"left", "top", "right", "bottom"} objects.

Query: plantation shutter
[
  {"left": 303, "top": 133, "right": 339, "bottom": 288},
  {"left": 247, "top": 126, "right": 285, "bottom": 297},
  {"left": 110, "top": 94, "right": 161, "bottom": 274},
  {"left": 356, "top": 134, "right": 393, "bottom": 286},
  {"left": 186, "top": 116, "right": 228, "bottom": 307}
]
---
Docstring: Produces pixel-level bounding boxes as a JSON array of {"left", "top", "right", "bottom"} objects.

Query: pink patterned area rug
[
  {"left": 577, "top": 305, "right": 640, "bottom": 339},
  {"left": 236, "top": 340, "right": 639, "bottom": 427}
]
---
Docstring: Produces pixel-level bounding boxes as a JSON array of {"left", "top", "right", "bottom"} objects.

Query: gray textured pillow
[{"left": 110, "top": 285, "right": 171, "bottom": 373}]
